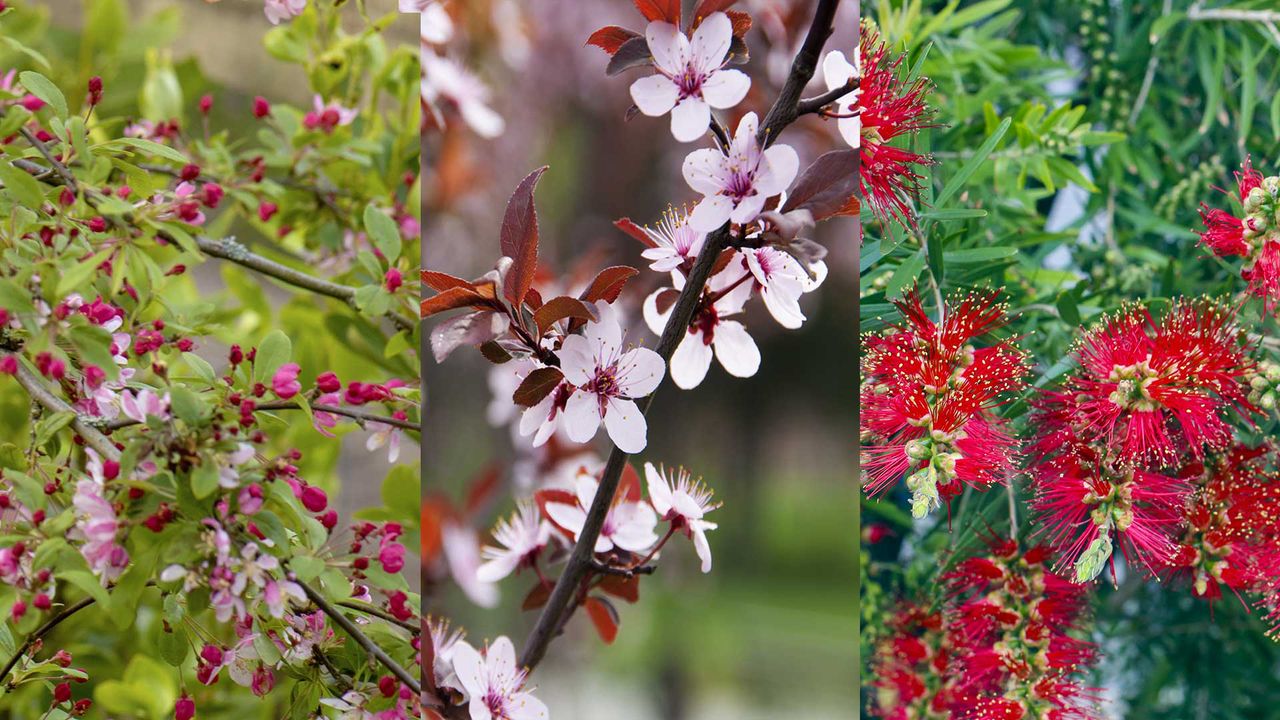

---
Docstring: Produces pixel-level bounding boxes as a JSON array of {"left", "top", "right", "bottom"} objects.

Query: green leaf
[
  {"left": 34, "top": 411, "right": 76, "bottom": 448},
  {"left": 935, "top": 117, "right": 1012, "bottom": 208},
  {"left": 168, "top": 386, "right": 207, "bottom": 425},
  {"left": 381, "top": 464, "right": 418, "bottom": 513},
  {"left": 1056, "top": 292, "right": 1081, "bottom": 326},
  {"left": 156, "top": 624, "right": 188, "bottom": 667},
  {"left": 57, "top": 569, "right": 111, "bottom": 608},
  {"left": 926, "top": 233, "right": 945, "bottom": 287},
  {"left": 363, "top": 204, "right": 402, "bottom": 261},
  {"left": 0, "top": 37, "right": 51, "bottom": 72},
  {"left": 107, "top": 548, "right": 157, "bottom": 629},
  {"left": 17, "top": 71, "right": 67, "bottom": 118},
  {"left": 885, "top": 249, "right": 926, "bottom": 300},
  {"left": 191, "top": 459, "right": 220, "bottom": 500},
  {"left": 69, "top": 324, "right": 119, "bottom": 381},
  {"left": 253, "top": 329, "right": 292, "bottom": 384},
  {"left": 943, "top": 246, "right": 1017, "bottom": 264},
  {"left": 103, "top": 137, "right": 188, "bottom": 164},
  {"left": 290, "top": 555, "right": 326, "bottom": 582},
  {"left": 0, "top": 159, "right": 48, "bottom": 208},
  {"left": 56, "top": 248, "right": 113, "bottom": 298}
]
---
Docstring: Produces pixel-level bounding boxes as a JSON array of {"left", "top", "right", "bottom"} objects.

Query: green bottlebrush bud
[{"left": 1074, "top": 533, "right": 1114, "bottom": 583}]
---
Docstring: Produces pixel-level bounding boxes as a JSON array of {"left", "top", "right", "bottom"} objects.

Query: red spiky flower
[
  {"left": 943, "top": 536, "right": 1103, "bottom": 720},
  {"left": 1167, "top": 443, "right": 1280, "bottom": 634},
  {"left": 1197, "top": 158, "right": 1280, "bottom": 313},
  {"left": 858, "top": 25, "right": 936, "bottom": 229},
  {"left": 861, "top": 289, "right": 1029, "bottom": 519},
  {"left": 867, "top": 602, "right": 960, "bottom": 720},
  {"left": 1046, "top": 300, "right": 1253, "bottom": 467}
]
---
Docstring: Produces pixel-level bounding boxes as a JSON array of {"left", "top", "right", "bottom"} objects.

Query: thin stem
[
  {"left": 518, "top": 0, "right": 845, "bottom": 675},
  {"left": 0, "top": 595, "right": 97, "bottom": 687},
  {"left": 1187, "top": 4, "right": 1280, "bottom": 22},
  {"left": 335, "top": 599, "right": 421, "bottom": 634},
  {"left": 587, "top": 561, "right": 656, "bottom": 578},
  {"left": 10, "top": 360, "right": 120, "bottom": 461},
  {"left": 17, "top": 126, "right": 77, "bottom": 192},
  {"left": 102, "top": 400, "right": 418, "bottom": 432},
  {"left": 1006, "top": 476, "right": 1019, "bottom": 542},
  {"left": 797, "top": 79, "right": 857, "bottom": 116},
  {"left": 299, "top": 581, "right": 421, "bottom": 694}
]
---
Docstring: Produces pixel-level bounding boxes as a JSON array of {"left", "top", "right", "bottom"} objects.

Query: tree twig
[
  {"left": 756, "top": 0, "right": 842, "bottom": 148},
  {"left": 587, "top": 560, "right": 656, "bottom": 578},
  {"left": 797, "top": 79, "right": 857, "bottom": 116},
  {"left": 102, "top": 400, "right": 419, "bottom": 432},
  {"left": 0, "top": 595, "right": 97, "bottom": 687},
  {"left": 299, "top": 581, "right": 421, "bottom": 694},
  {"left": 10, "top": 360, "right": 120, "bottom": 461},
  {"left": 336, "top": 599, "right": 421, "bottom": 634}
]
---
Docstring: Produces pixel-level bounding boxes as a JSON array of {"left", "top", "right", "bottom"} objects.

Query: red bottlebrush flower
[
  {"left": 943, "top": 536, "right": 1103, "bottom": 720},
  {"left": 861, "top": 289, "right": 1028, "bottom": 518},
  {"left": 1049, "top": 300, "right": 1253, "bottom": 467},
  {"left": 858, "top": 27, "right": 936, "bottom": 229},
  {"left": 1198, "top": 158, "right": 1280, "bottom": 312},
  {"left": 1029, "top": 435, "right": 1190, "bottom": 583},
  {"left": 867, "top": 602, "right": 960, "bottom": 719}
]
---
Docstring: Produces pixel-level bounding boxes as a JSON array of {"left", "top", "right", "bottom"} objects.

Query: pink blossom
[
  {"left": 640, "top": 208, "right": 706, "bottom": 273},
  {"left": 451, "top": 636, "right": 548, "bottom": 720},
  {"left": 421, "top": 51, "right": 505, "bottom": 138},
  {"left": 366, "top": 413, "right": 405, "bottom": 462},
  {"left": 682, "top": 112, "right": 799, "bottom": 231},
  {"left": 119, "top": 387, "right": 170, "bottom": 423},
  {"left": 743, "top": 246, "right": 811, "bottom": 329},
  {"left": 645, "top": 463, "right": 720, "bottom": 572},
  {"left": 263, "top": 0, "right": 306, "bottom": 25},
  {"left": 558, "top": 305, "right": 665, "bottom": 453},
  {"left": 441, "top": 522, "right": 499, "bottom": 608},
  {"left": 72, "top": 480, "right": 129, "bottom": 584},
  {"left": 545, "top": 472, "right": 659, "bottom": 554},
  {"left": 304, "top": 95, "right": 357, "bottom": 133},
  {"left": 272, "top": 362, "right": 302, "bottom": 399},
  {"left": 629, "top": 13, "right": 750, "bottom": 143},
  {"left": 822, "top": 50, "right": 859, "bottom": 149},
  {"left": 476, "top": 502, "right": 550, "bottom": 582},
  {"left": 379, "top": 536, "right": 407, "bottom": 573},
  {"left": 644, "top": 265, "right": 759, "bottom": 389}
]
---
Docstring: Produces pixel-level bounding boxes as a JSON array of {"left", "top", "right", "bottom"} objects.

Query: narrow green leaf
[
  {"left": 17, "top": 71, "right": 67, "bottom": 118},
  {"left": 935, "top": 117, "right": 1012, "bottom": 208}
]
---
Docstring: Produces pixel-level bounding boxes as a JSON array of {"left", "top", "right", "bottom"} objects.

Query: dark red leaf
[
  {"left": 780, "top": 149, "right": 857, "bottom": 222},
  {"left": 525, "top": 287, "right": 544, "bottom": 310},
  {"left": 421, "top": 286, "right": 490, "bottom": 317},
  {"left": 581, "top": 266, "right": 641, "bottom": 304},
  {"left": 522, "top": 579, "right": 555, "bottom": 610},
  {"left": 513, "top": 367, "right": 565, "bottom": 407},
  {"left": 535, "top": 489, "right": 581, "bottom": 539},
  {"left": 834, "top": 194, "right": 860, "bottom": 218},
  {"left": 420, "top": 269, "right": 472, "bottom": 292},
  {"left": 420, "top": 496, "right": 451, "bottom": 563},
  {"left": 429, "top": 311, "right": 497, "bottom": 363},
  {"left": 534, "top": 296, "right": 596, "bottom": 335},
  {"left": 633, "top": 0, "right": 680, "bottom": 24},
  {"left": 617, "top": 462, "right": 643, "bottom": 503},
  {"left": 606, "top": 36, "right": 654, "bottom": 76},
  {"left": 726, "top": 8, "right": 752, "bottom": 36},
  {"left": 587, "top": 25, "right": 642, "bottom": 56},
  {"left": 500, "top": 167, "right": 549, "bottom": 307},
  {"left": 464, "top": 464, "right": 503, "bottom": 518},
  {"left": 479, "top": 340, "right": 513, "bottom": 364},
  {"left": 584, "top": 596, "right": 620, "bottom": 644},
  {"left": 710, "top": 247, "right": 740, "bottom": 276},
  {"left": 614, "top": 217, "right": 658, "bottom": 248},
  {"left": 598, "top": 574, "right": 641, "bottom": 603},
  {"left": 654, "top": 287, "right": 680, "bottom": 315},
  {"left": 692, "top": 0, "right": 739, "bottom": 23}
]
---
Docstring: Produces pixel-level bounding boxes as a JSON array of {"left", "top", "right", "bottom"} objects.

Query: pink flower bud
[
  {"left": 54, "top": 681, "right": 72, "bottom": 704},
  {"left": 198, "top": 94, "right": 213, "bottom": 115},
  {"left": 384, "top": 268, "right": 403, "bottom": 292},
  {"left": 33, "top": 593, "right": 50, "bottom": 611},
  {"left": 300, "top": 485, "right": 328, "bottom": 513},
  {"left": 258, "top": 201, "right": 278, "bottom": 222},
  {"left": 315, "top": 371, "right": 341, "bottom": 393},
  {"left": 19, "top": 95, "right": 44, "bottom": 112},
  {"left": 378, "top": 541, "right": 406, "bottom": 573},
  {"left": 252, "top": 96, "right": 271, "bottom": 118},
  {"left": 378, "top": 675, "right": 397, "bottom": 697},
  {"left": 0, "top": 356, "right": 17, "bottom": 375},
  {"left": 271, "top": 362, "right": 301, "bottom": 399},
  {"left": 10, "top": 600, "right": 25, "bottom": 620},
  {"left": 201, "top": 183, "right": 223, "bottom": 208},
  {"left": 250, "top": 665, "right": 275, "bottom": 697},
  {"left": 174, "top": 695, "right": 196, "bottom": 720}
]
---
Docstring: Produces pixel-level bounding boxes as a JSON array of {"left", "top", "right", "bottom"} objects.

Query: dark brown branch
[
  {"left": 336, "top": 599, "right": 421, "bottom": 634},
  {"left": 299, "top": 580, "right": 421, "bottom": 694},
  {"left": 756, "top": 0, "right": 843, "bottom": 148},
  {"left": 797, "top": 78, "right": 858, "bottom": 116},
  {"left": 0, "top": 595, "right": 96, "bottom": 687},
  {"left": 517, "top": 0, "right": 845, "bottom": 676},
  {"left": 102, "top": 400, "right": 419, "bottom": 433},
  {"left": 17, "top": 126, "right": 77, "bottom": 192},
  {"left": 587, "top": 561, "right": 656, "bottom": 578}
]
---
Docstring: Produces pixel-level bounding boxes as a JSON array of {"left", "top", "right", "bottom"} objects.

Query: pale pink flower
[
  {"left": 72, "top": 480, "right": 129, "bottom": 584},
  {"left": 272, "top": 362, "right": 302, "bottom": 399},
  {"left": 304, "top": 95, "right": 357, "bottom": 132},
  {"left": 822, "top": 50, "right": 859, "bottom": 149},
  {"left": 630, "top": 13, "right": 750, "bottom": 143},
  {"left": 640, "top": 208, "right": 706, "bottom": 273},
  {"left": 218, "top": 443, "right": 257, "bottom": 489},
  {"left": 476, "top": 502, "right": 551, "bottom": 582},
  {"left": 263, "top": 0, "right": 306, "bottom": 26},
  {"left": 422, "top": 51, "right": 504, "bottom": 138},
  {"left": 312, "top": 391, "right": 342, "bottom": 436},
  {"left": 428, "top": 617, "right": 465, "bottom": 692},
  {"left": 451, "top": 636, "right": 548, "bottom": 720},
  {"left": 683, "top": 112, "right": 799, "bottom": 232},
  {"left": 415, "top": 1, "right": 454, "bottom": 45},
  {"left": 518, "top": 378, "right": 574, "bottom": 449},
  {"left": 442, "top": 522, "right": 499, "bottom": 608},
  {"left": 743, "top": 246, "right": 810, "bottom": 329},
  {"left": 119, "top": 387, "right": 170, "bottom": 423},
  {"left": 644, "top": 265, "right": 759, "bottom": 389},
  {"left": 644, "top": 463, "right": 720, "bottom": 572},
  {"left": 559, "top": 305, "right": 665, "bottom": 453},
  {"left": 366, "top": 414, "right": 405, "bottom": 462},
  {"left": 545, "top": 472, "right": 658, "bottom": 554}
]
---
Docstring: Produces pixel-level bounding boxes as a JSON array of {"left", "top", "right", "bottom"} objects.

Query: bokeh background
[{"left": 422, "top": 0, "right": 858, "bottom": 717}]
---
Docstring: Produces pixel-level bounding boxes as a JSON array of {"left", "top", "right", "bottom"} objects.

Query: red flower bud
[{"left": 252, "top": 96, "right": 271, "bottom": 119}]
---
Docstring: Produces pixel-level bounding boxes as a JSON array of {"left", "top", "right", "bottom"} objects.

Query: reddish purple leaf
[
  {"left": 781, "top": 150, "right": 857, "bottom": 222},
  {"left": 587, "top": 26, "right": 642, "bottom": 56},
  {"left": 513, "top": 367, "right": 564, "bottom": 407},
  {"left": 500, "top": 167, "right": 549, "bottom": 307},
  {"left": 534, "top": 296, "right": 596, "bottom": 335}
]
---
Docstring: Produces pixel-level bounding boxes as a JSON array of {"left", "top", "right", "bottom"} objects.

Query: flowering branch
[
  {"left": 0, "top": 593, "right": 98, "bottom": 687},
  {"left": 10, "top": 361, "right": 120, "bottom": 461},
  {"left": 518, "top": 0, "right": 845, "bottom": 674},
  {"left": 798, "top": 78, "right": 858, "bottom": 116},
  {"left": 297, "top": 580, "right": 421, "bottom": 694},
  {"left": 101, "top": 398, "right": 419, "bottom": 432}
]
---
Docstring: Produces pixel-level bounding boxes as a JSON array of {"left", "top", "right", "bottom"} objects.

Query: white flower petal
[
  {"left": 562, "top": 390, "right": 602, "bottom": 444},
  {"left": 669, "top": 330, "right": 714, "bottom": 389},
  {"left": 558, "top": 334, "right": 596, "bottom": 386},
  {"left": 631, "top": 74, "right": 681, "bottom": 117},
  {"left": 644, "top": 463, "right": 674, "bottom": 517},
  {"left": 544, "top": 502, "right": 587, "bottom": 536},
  {"left": 583, "top": 303, "right": 624, "bottom": 358},
  {"left": 763, "top": 287, "right": 806, "bottom": 329},
  {"left": 618, "top": 347, "right": 665, "bottom": 397},
  {"left": 643, "top": 289, "right": 673, "bottom": 335},
  {"left": 689, "top": 12, "right": 733, "bottom": 72},
  {"left": 450, "top": 640, "right": 488, "bottom": 697},
  {"left": 728, "top": 193, "right": 766, "bottom": 226},
  {"left": 692, "top": 525, "right": 713, "bottom": 573},
  {"left": 519, "top": 394, "right": 553, "bottom": 438},
  {"left": 734, "top": 112, "right": 759, "bottom": 146},
  {"left": 487, "top": 637, "right": 518, "bottom": 691},
  {"left": 509, "top": 692, "right": 550, "bottom": 720},
  {"left": 758, "top": 144, "right": 800, "bottom": 196},
  {"left": 475, "top": 554, "right": 521, "bottom": 583},
  {"left": 822, "top": 50, "right": 856, "bottom": 92},
  {"left": 689, "top": 195, "right": 734, "bottom": 232},
  {"left": 469, "top": 698, "right": 495, "bottom": 720},
  {"left": 604, "top": 397, "right": 648, "bottom": 453},
  {"left": 838, "top": 114, "right": 859, "bottom": 150},
  {"left": 713, "top": 321, "right": 761, "bottom": 378},
  {"left": 701, "top": 68, "right": 750, "bottom": 109},
  {"left": 459, "top": 101, "right": 505, "bottom": 139},
  {"left": 645, "top": 20, "right": 687, "bottom": 75},
  {"left": 670, "top": 97, "right": 711, "bottom": 142},
  {"left": 682, "top": 148, "right": 730, "bottom": 195}
]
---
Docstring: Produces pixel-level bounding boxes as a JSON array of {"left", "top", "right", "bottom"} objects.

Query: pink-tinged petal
[
  {"left": 562, "top": 390, "right": 602, "bottom": 444},
  {"left": 734, "top": 112, "right": 759, "bottom": 146},
  {"left": 689, "top": 196, "right": 735, "bottom": 232},
  {"left": 691, "top": 522, "right": 714, "bottom": 572},
  {"left": 689, "top": 12, "right": 733, "bottom": 72},
  {"left": 558, "top": 334, "right": 596, "bottom": 386},
  {"left": 544, "top": 502, "right": 587, "bottom": 536},
  {"left": 631, "top": 74, "right": 681, "bottom": 117},
  {"left": 509, "top": 692, "right": 550, "bottom": 720},
  {"left": 823, "top": 50, "right": 855, "bottom": 91},
  {"left": 519, "top": 394, "right": 554, "bottom": 438},
  {"left": 583, "top": 303, "right": 624, "bottom": 358},
  {"left": 645, "top": 20, "right": 687, "bottom": 75},
  {"left": 644, "top": 462, "right": 674, "bottom": 517},
  {"left": 450, "top": 640, "right": 488, "bottom": 697},
  {"left": 643, "top": 288, "right": 674, "bottom": 335},
  {"left": 838, "top": 114, "right": 859, "bottom": 149},
  {"left": 669, "top": 329, "right": 714, "bottom": 389},
  {"left": 604, "top": 397, "right": 648, "bottom": 453},
  {"left": 762, "top": 286, "right": 806, "bottom": 329},
  {"left": 617, "top": 346, "right": 665, "bottom": 397},
  {"left": 610, "top": 503, "right": 659, "bottom": 552},
  {"left": 469, "top": 698, "right": 495, "bottom": 720},
  {"left": 758, "top": 144, "right": 800, "bottom": 196},
  {"left": 713, "top": 320, "right": 760, "bottom": 378},
  {"left": 459, "top": 101, "right": 504, "bottom": 139},
  {"left": 574, "top": 474, "right": 599, "bottom": 509},
  {"left": 672, "top": 492, "right": 706, "bottom": 521},
  {"left": 701, "top": 68, "right": 750, "bottom": 109},
  {"left": 670, "top": 97, "right": 712, "bottom": 142},
  {"left": 728, "top": 193, "right": 767, "bottom": 225},
  {"left": 683, "top": 148, "right": 729, "bottom": 195},
  {"left": 801, "top": 259, "right": 828, "bottom": 293},
  {"left": 532, "top": 416, "right": 558, "bottom": 447},
  {"left": 475, "top": 553, "right": 521, "bottom": 583},
  {"left": 486, "top": 636, "right": 518, "bottom": 690}
]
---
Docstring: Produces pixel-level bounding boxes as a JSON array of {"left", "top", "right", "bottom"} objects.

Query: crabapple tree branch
[{"left": 101, "top": 400, "right": 420, "bottom": 432}]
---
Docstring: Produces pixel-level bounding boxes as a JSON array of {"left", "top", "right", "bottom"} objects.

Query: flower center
[
  {"left": 1107, "top": 360, "right": 1159, "bottom": 411},
  {"left": 723, "top": 163, "right": 755, "bottom": 201},
  {"left": 675, "top": 64, "right": 705, "bottom": 99}
]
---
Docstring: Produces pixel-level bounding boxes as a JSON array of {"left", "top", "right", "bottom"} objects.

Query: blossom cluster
[{"left": 1198, "top": 158, "right": 1280, "bottom": 313}]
